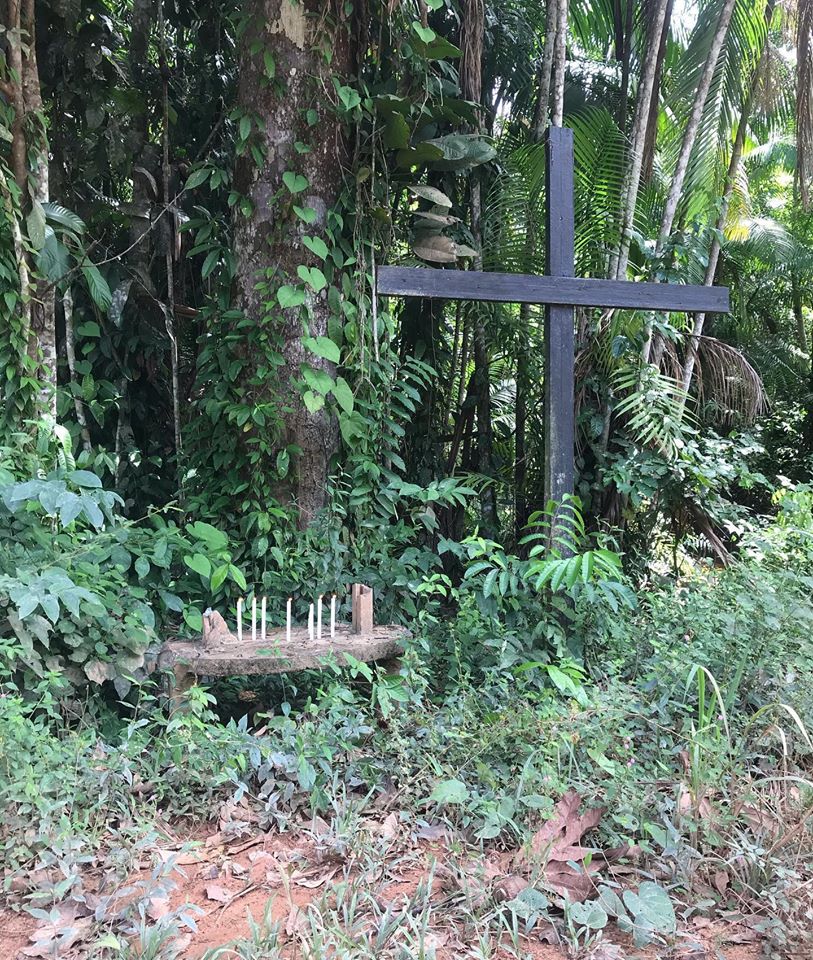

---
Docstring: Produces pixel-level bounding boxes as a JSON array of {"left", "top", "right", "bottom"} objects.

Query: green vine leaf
[
  {"left": 293, "top": 205, "right": 317, "bottom": 224},
  {"left": 412, "top": 21, "right": 436, "bottom": 42},
  {"left": 303, "top": 390, "right": 325, "bottom": 413},
  {"left": 332, "top": 376, "right": 354, "bottom": 413},
  {"left": 303, "top": 335, "right": 340, "bottom": 363},
  {"left": 297, "top": 265, "right": 327, "bottom": 292},
  {"left": 336, "top": 85, "right": 361, "bottom": 112},
  {"left": 277, "top": 285, "right": 306, "bottom": 308},
  {"left": 283, "top": 171, "right": 308, "bottom": 194},
  {"left": 302, "top": 236, "right": 329, "bottom": 260}
]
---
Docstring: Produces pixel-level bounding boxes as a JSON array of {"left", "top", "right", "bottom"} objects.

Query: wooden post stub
[{"left": 351, "top": 583, "right": 374, "bottom": 634}]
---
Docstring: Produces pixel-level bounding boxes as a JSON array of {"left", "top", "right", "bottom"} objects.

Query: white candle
[
  {"left": 330, "top": 594, "right": 336, "bottom": 638},
  {"left": 261, "top": 596, "right": 267, "bottom": 641},
  {"left": 286, "top": 598, "right": 292, "bottom": 643},
  {"left": 317, "top": 595, "right": 323, "bottom": 641},
  {"left": 237, "top": 598, "right": 243, "bottom": 642},
  {"left": 251, "top": 596, "right": 257, "bottom": 642},
  {"left": 308, "top": 603, "right": 314, "bottom": 641}
]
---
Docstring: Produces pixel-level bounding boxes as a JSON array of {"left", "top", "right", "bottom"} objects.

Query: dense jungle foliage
[{"left": 2, "top": 0, "right": 813, "bottom": 956}]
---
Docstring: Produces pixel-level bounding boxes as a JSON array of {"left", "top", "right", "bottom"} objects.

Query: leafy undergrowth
[
  {"left": 0, "top": 805, "right": 770, "bottom": 960},
  {"left": 3, "top": 524, "right": 813, "bottom": 958}
]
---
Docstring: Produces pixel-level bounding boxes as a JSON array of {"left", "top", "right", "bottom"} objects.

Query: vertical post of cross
[{"left": 544, "top": 126, "right": 576, "bottom": 521}]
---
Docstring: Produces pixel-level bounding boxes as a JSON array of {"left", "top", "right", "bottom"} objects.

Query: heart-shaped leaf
[
  {"left": 332, "top": 376, "right": 354, "bottom": 413},
  {"left": 303, "top": 335, "right": 340, "bottom": 363},
  {"left": 294, "top": 205, "right": 317, "bottom": 224},
  {"left": 297, "top": 265, "right": 327, "bottom": 292},
  {"left": 277, "top": 285, "right": 306, "bottom": 308},
  {"left": 302, "top": 236, "right": 329, "bottom": 260},
  {"left": 303, "top": 390, "right": 325, "bottom": 413},
  {"left": 283, "top": 171, "right": 308, "bottom": 194}
]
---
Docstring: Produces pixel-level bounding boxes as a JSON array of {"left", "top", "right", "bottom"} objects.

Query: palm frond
[{"left": 694, "top": 335, "right": 768, "bottom": 424}]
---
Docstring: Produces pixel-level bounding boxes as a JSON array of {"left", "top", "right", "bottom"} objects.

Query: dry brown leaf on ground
[
  {"left": 493, "top": 875, "right": 529, "bottom": 902},
  {"left": 524, "top": 790, "right": 604, "bottom": 862},
  {"left": 285, "top": 903, "right": 306, "bottom": 937},
  {"left": 513, "top": 789, "right": 620, "bottom": 901},
  {"left": 21, "top": 906, "right": 92, "bottom": 959},
  {"left": 205, "top": 883, "right": 232, "bottom": 903},
  {"left": 379, "top": 811, "right": 400, "bottom": 839},
  {"left": 291, "top": 866, "right": 338, "bottom": 888}
]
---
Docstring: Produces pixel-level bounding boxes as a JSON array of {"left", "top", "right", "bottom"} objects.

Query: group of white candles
[{"left": 235, "top": 594, "right": 337, "bottom": 643}]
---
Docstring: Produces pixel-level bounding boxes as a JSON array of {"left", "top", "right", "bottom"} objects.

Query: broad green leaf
[
  {"left": 293, "top": 205, "right": 317, "bottom": 224},
  {"left": 185, "top": 167, "right": 211, "bottom": 190},
  {"left": 303, "top": 390, "right": 325, "bottom": 413},
  {"left": 412, "top": 21, "right": 436, "bottom": 41},
  {"left": 277, "top": 285, "right": 306, "bottom": 308},
  {"left": 332, "top": 376, "right": 353, "bottom": 413},
  {"left": 297, "top": 265, "right": 327, "bottom": 292},
  {"left": 429, "top": 778, "right": 469, "bottom": 804},
  {"left": 210, "top": 563, "right": 229, "bottom": 591},
  {"left": 70, "top": 469, "right": 102, "bottom": 488},
  {"left": 27, "top": 201, "right": 47, "bottom": 250},
  {"left": 82, "top": 263, "right": 112, "bottom": 311},
  {"left": 303, "top": 335, "right": 340, "bottom": 363},
  {"left": 283, "top": 171, "right": 308, "bottom": 194},
  {"left": 184, "top": 553, "right": 212, "bottom": 579},
  {"left": 187, "top": 520, "right": 228, "bottom": 552}
]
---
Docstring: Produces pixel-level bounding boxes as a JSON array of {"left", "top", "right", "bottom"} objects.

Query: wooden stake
[{"left": 351, "top": 584, "right": 374, "bottom": 635}]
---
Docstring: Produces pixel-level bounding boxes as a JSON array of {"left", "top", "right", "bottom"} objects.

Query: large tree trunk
[
  {"left": 642, "top": 0, "right": 738, "bottom": 364},
  {"left": 551, "top": 0, "right": 568, "bottom": 126},
  {"left": 679, "top": 9, "right": 774, "bottom": 399},
  {"left": 611, "top": 0, "right": 670, "bottom": 280},
  {"left": 21, "top": 0, "right": 55, "bottom": 409},
  {"left": 641, "top": 0, "right": 674, "bottom": 183},
  {"left": 3, "top": 0, "right": 54, "bottom": 412},
  {"left": 233, "top": 0, "right": 351, "bottom": 526}
]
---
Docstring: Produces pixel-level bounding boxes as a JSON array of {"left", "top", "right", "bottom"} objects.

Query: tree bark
[
  {"left": 532, "top": 0, "right": 559, "bottom": 138},
  {"left": 641, "top": 0, "right": 674, "bottom": 183},
  {"left": 679, "top": 64, "right": 767, "bottom": 396},
  {"left": 642, "top": 0, "right": 738, "bottom": 363},
  {"left": 611, "top": 0, "right": 670, "bottom": 279},
  {"left": 63, "top": 287, "right": 92, "bottom": 452},
  {"left": 653, "top": 0, "right": 737, "bottom": 253},
  {"left": 618, "top": 0, "right": 635, "bottom": 133},
  {"left": 551, "top": 0, "right": 568, "bottom": 126},
  {"left": 233, "top": 0, "right": 351, "bottom": 526},
  {"left": 793, "top": 275, "right": 807, "bottom": 352}
]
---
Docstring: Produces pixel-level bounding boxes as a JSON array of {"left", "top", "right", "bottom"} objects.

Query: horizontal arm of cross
[{"left": 377, "top": 266, "right": 729, "bottom": 314}]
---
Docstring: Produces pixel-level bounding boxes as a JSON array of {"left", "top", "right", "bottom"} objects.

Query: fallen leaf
[
  {"left": 713, "top": 869, "right": 729, "bottom": 895},
  {"left": 514, "top": 790, "right": 607, "bottom": 901},
  {"left": 380, "top": 811, "right": 400, "bottom": 839},
  {"left": 205, "top": 883, "right": 232, "bottom": 903},
  {"left": 416, "top": 823, "right": 449, "bottom": 841},
  {"left": 493, "top": 875, "right": 529, "bottom": 902},
  {"left": 292, "top": 866, "right": 337, "bottom": 888},
  {"left": 22, "top": 916, "right": 92, "bottom": 958},
  {"left": 285, "top": 904, "right": 305, "bottom": 936},
  {"left": 147, "top": 895, "right": 171, "bottom": 920}
]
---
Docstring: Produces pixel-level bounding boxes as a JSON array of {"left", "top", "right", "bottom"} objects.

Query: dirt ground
[{"left": 0, "top": 820, "right": 765, "bottom": 960}]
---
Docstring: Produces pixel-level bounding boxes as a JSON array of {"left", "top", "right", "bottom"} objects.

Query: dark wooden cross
[{"left": 376, "top": 127, "right": 730, "bottom": 509}]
